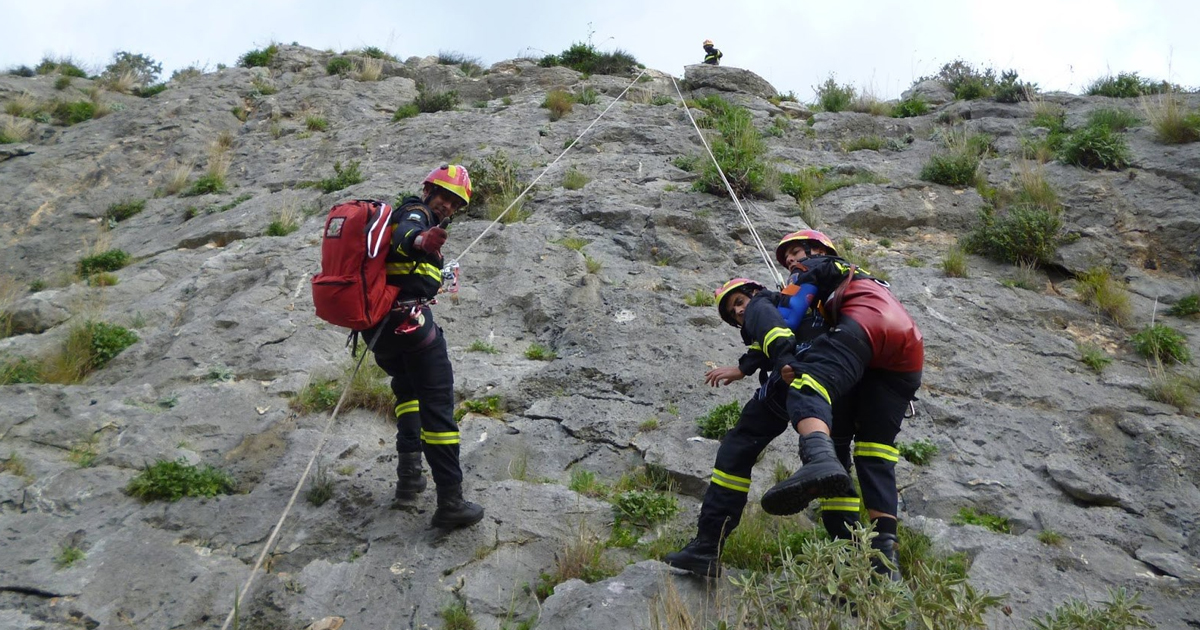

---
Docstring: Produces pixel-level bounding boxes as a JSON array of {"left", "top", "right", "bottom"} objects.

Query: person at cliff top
[{"left": 702, "top": 39, "right": 723, "bottom": 66}]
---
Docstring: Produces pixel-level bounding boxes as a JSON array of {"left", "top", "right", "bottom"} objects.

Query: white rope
[
  {"left": 452, "top": 69, "right": 647, "bottom": 262},
  {"left": 219, "top": 328, "right": 383, "bottom": 630},
  {"left": 669, "top": 77, "right": 783, "bottom": 289}
]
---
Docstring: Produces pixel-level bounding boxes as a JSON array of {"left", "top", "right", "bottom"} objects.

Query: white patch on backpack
[{"left": 408, "top": 213, "right": 423, "bottom": 220}]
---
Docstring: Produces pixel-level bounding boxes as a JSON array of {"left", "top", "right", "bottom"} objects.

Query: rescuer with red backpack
[{"left": 312, "top": 165, "right": 483, "bottom": 529}]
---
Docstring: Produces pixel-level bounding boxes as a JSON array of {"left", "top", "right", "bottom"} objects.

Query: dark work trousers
[
  {"left": 697, "top": 379, "right": 790, "bottom": 539},
  {"left": 788, "top": 317, "right": 922, "bottom": 523},
  {"left": 368, "top": 306, "right": 463, "bottom": 488}
]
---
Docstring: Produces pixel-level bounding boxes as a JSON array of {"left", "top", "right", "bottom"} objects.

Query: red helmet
[
  {"left": 775, "top": 229, "right": 838, "bottom": 266},
  {"left": 423, "top": 164, "right": 472, "bottom": 206},
  {"left": 714, "top": 278, "right": 765, "bottom": 327}
]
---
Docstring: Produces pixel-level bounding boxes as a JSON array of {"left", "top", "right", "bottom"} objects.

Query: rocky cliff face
[{"left": 1, "top": 45, "right": 1198, "bottom": 629}]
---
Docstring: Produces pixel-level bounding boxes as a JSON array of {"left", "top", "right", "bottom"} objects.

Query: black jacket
[{"left": 386, "top": 196, "right": 444, "bottom": 300}]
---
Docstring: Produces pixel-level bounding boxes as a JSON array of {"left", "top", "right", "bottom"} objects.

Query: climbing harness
[
  {"left": 222, "top": 70, "right": 651, "bottom": 629},
  {"left": 670, "top": 78, "right": 784, "bottom": 289}
]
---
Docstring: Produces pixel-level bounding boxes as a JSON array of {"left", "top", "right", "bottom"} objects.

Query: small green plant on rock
[
  {"left": 684, "top": 288, "right": 716, "bottom": 307},
  {"left": 238, "top": 44, "right": 278, "bottom": 68},
  {"left": 440, "top": 602, "right": 477, "bottom": 630},
  {"left": 1131, "top": 324, "right": 1190, "bottom": 364},
  {"left": 562, "top": 167, "right": 589, "bottom": 190},
  {"left": 414, "top": 84, "right": 459, "bottom": 113},
  {"left": 525, "top": 344, "right": 556, "bottom": 361},
  {"left": 941, "top": 246, "right": 969, "bottom": 278},
  {"left": 126, "top": 458, "right": 237, "bottom": 501},
  {"left": 104, "top": 199, "right": 145, "bottom": 223},
  {"left": 1038, "top": 529, "right": 1065, "bottom": 546},
  {"left": 542, "top": 89, "right": 574, "bottom": 121},
  {"left": 393, "top": 103, "right": 419, "bottom": 120},
  {"left": 1059, "top": 123, "right": 1131, "bottom": 170},
  {"left": 1031, "top": 587, "right": 1153, "bottom": 630},
  {"left": 1168, "top": 294, "right": 1199, "bottom": 317},
  {"left": 316, "top": 160, "right": 363, "bottom": 193},
  {"left": 612, "top": 490, "right": 679, "bottom": 528},
  {"left": 953, "top": 507, "right": 1011, "bottom": 534},
  {"left": 306, "top": 465, "right": 334, "bottom": 507},
  {"left": 1075, "top": 267, "right": 1132, "bottom": 326},
  {"left": 897, "top": 439, "right": 938, "bottom": 465},
  {"left": 55, "top": 546, "right": 86, "bottom": 569},
  {"left": 1079, "top": 343, "right": 1113, "bottom": 372},
  {"left": 78, "top": 249, "right": 131, "bottom": 276},
  {"left": 455, "top": 396, "right": 503, "bottom": 421},
  {"left": 467, "top": 340, "right": 499, "bottom": 354},
  {"left": 697, "top": 401, "right": 740, "bottom": 439}
]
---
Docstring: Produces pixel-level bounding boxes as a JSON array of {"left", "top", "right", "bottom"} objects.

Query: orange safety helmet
[
  {"left": 714, "top": 277, "right": 765, "bottom": 327},
  {"left": 775, "top": 229, "right": 838, "bottom": 266},
  {"left": 703, "top": 39, "right": 714, "bottom": 47},
  {"left": 423, "top": 164, "right": 473, "bottom": 206}
]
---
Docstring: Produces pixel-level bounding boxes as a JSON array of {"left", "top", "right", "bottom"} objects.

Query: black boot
[
  {"left": 431, "top": 484, "right": 484, "bottom": 528},
  {"left": 394, "top": 451, "right": 427, "bottom": 502},
  {"left": 871, "top": 533, "right": 902, "bottom": 582},
  {"left": 663, "top": 530, "right": 723, "bottom": 578},
  {"left": 761, "top": 432, "right": 853, "bottom": 516}
]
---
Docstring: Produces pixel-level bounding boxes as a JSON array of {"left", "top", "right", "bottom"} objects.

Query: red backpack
[{"left": 312, "top": 200, "right": 400, "bottom": 331}]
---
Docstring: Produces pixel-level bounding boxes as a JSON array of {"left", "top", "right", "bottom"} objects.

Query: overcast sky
[{"left": 3, "top": 0, "right": 1196, "bottom": 100}]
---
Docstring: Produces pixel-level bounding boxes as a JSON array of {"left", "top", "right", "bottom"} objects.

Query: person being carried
[
  {"left": 664, "top": 274, "right": 826, "bottom": 577},
  {"left": 370, "top": 164, "right": 484, "bottom": 529},
  {"left": 702, "top": 39, "right": 723, "bottom": 66},
  {"left": 762, "top": 231, "right": 924, "bottom": 579}
]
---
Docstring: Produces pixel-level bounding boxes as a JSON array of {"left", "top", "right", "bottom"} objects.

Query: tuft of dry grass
[
  {"left": 1076, "top": 267, "right": 1132, "bottom": 327},
  {"left": 1141, "top": 93, "right": 1200, "bottom": 144},
  {"left": 164, "top": 159, "right": 193, "bottom": 196},
  {"left": 105, "top": 70, "right": 137, "bottom": 94},
  {"left": 356, "top": 58, "right": 384, "bottom": 82},
  {"left": 4, "top": 92, "right": 39, "bottom": 118},
  {"left": 1, "top": 115, "right": 34, "bottom": 143},
  {"left": 542, "top": 89, "right": 574, "bottom": 121},
  {"left": 215, "top": 130, "right": 235, "bottom": 152}
]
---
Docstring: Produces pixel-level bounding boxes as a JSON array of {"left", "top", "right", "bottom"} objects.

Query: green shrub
[
  {"left": 690, "top": 95, "right": 777, "bottom": 199},
  {"left": 672, "top": 154, "right": 701, "bottom": 172},
  {"left": 1075, "top": 267, "right": 1132, "bottom": 326},
  {"left": 574, "top": 87, "right": 599, "bottom": 105},
  {"left": 317, "top": 160, "right": 363, "bottom": 193},
  {"left": 953, "top": 507, "right": 1011, "bottom": 533},
  {"left": 1088, "top": 107, "right": 1141, "bottom": 131},
  {"left": 813, "top": 75, "right": 855, "bottom": 112},
  {"left": 735, "top": 525, "right": 1000, "bottom": 627},
  {"left": 87, "top": 272, "right": 118, "bottom": 287},
  {"left": 568, "top": 468, "right": 610, "bottom": 498},
  {"left": 1031, "top": 588, "right": 1153, "bottom": 630},
  {"left": 562, "top": 167, "right": 589, "bottom": 190},
  {"left": 55, "top": 546, "right": 86, "bottom": 569},
  {"left": 1168, "top": 294, "right": 1199, "bottom": 317},
  {"left": 265, "top": 214, "right": 299, "bottom": 237},
  {"left": 779, "top": 167, "right": 885, "bottom": 204},
  {"left": 920, "top": 59, "right": 998, "bottom": 100},
  {"left": 650, "top": 95, "right": 674, "bottom": 106},
  {"left": 1079, "top": 343, "right": 1113, "bottom": 372},
  {"left": 53, "top": 75, "right": 71, "bottom": 90},
  {"left": 891, "top": 96, "right": 928, "bottom": 118},
  {"left": 842, "top": 135, "right": 884, "bottom": 152},
  {"left": 684, "top": 288, "right": 716, "bottom": 307},
  {"left": 612, "top": 489, "right": 679, "bottom": 528},
  {"left": 35, "top": 57, "right": 88, "bottom": 78},
  {"left": 305, "top": 115, "right": 328, "bottom": 131},
  {"left": 78, "top": 321, "right": 138, "bottom": 370},
  {"left": 414, "top": 85, "right": 459, "bottom": 113},
  {"left": 468, "top": 151, "right": 527, "bottom": 223},
  {"left": 238, "top": 44, "right": 279, "bottom": 68},
  {"left": 101, "top": 51, "right": 161, "bottom": 87},
  {"left": 720, "top": 506, "right": 824, "bottom": 572},
  {"left": 993, "top": 70, "right": 1037, "bottom": 103},
  {"left": 292, "top": 377, "right": 341, "bottom": 413},
  {"left": 965, "top": 204, "right": 1063, "bottom": 266},
  {"left": 1087, "top": 72, "right": 1169, "bottom": 98},
  {"left": 542, "top": 89, "right": 573, "bottom": 121},
  {"left": 525, "top": 344, "right": 556, "bottom": 361},
  {"left": 440, "top": 603, "right": 477, "bottom": 630},
  {"left": 1145, "top": 367, "right": 1199, "bottom": 412},
  {"left": 181, "top": 174, "right": 227, "bottom": 197},
  {"left": 104, "top": 199, "right": 145, "bottom": 223},
  {"left": 393, "top": 103, "right": 419, "bottom": 120},
  {"left": 78, "top": 249, "right": 131, "bottom": 275},
  {"left": 54, "top": 100, "right": 96, "bottom": 125},
  {"left": 897, "top": 439, "right": 938, "bottom": 465},
  {"left": 467, "top": 340, "right": 499, "bottom": 354},
  {"left": 1, "top": 357, "right": 43, "bottom": 385},
  {"left": 1131, "top": 324, "right": 1189, "bottom": 364},
  {"left": 326, "top": 57, "right": 353, "bottom": 75},
  {"left": 697, "top": 401, "right": 740, "bottom": 439},
  {"left": 920, "top": 152, "right": 978, "bottom": 186},
  {"left": 1038, "top": 529, "right": 1065, "bottom": 546},
  {"left": 456, "top": 396, "right": 503, "bottom": 421},
  {"left": 1059, "top": 124, "right": 1131, "bottom": 169},
  {"left": 540, "top": 42, "right": 638, "bottom": 76},
  {"left": 557, "top": 236, "right": 589, "bottom": 251},
  {"left": 126, "top": 458, "right": 237, "bottom": 501},
  {"left": 134, "top": 83, "right": 168, "bottom": 98},
  {"left": 437, "top": 51, "right": 485, "bottom": 77}
]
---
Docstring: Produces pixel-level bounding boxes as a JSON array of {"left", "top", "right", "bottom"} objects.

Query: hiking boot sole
[{"left": 760, "top": 470, "right": 852, "bottom": 516}]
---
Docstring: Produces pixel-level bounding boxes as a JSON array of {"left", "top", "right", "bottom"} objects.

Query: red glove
[{"left": 415, "top": 227, "right": 447, "bottom": 255}]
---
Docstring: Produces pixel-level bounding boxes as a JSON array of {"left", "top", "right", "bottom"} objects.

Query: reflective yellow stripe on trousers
[
  {"left": 710, "top": 468, "right": 751, "bottom": 493},
  {"left": 395, "top": 400, "right": 420, "bottom": 417},
  {"left": 854, "top": 442, "right": 900, "bottom": 462},
  {"left": 818, "top": 496, "right": 862, "bottom": 512},
  {"left": 420, "top": 429, "right": 460, "bottom": 445}
]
